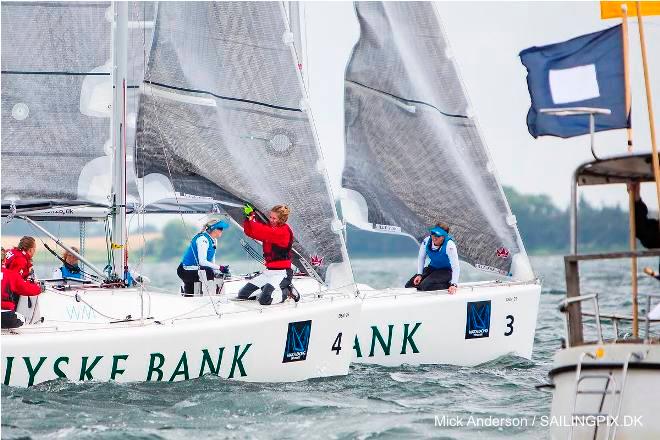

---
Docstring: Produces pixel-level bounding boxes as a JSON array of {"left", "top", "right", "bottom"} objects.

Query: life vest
[
  {"left": 425, "top": 236, "right": 452, "bottom": 270},
  {"left": 4, "top": 247, "right": 32, "bottom": 280},
  {"left": 59, "top": 264, "right": 83, "bottom": 279},
  {"left": 263, "top": 224, "right": 294, "bottom": 267},
  {"left": 1, "top": 275, "right": 17, "bottom": 311},
  {"left": 181, "top": 232, "right": 216, "bottom": 267}
]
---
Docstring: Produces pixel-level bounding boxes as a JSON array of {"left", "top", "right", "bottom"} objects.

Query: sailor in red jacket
[
  {"left": 238, "top": 204, "right": 300, "bottom": 305},
  {"left": 4, "top": 236, "right": 37, "bottom": 280},
  {"left": 2, "top": 247, "right": 43, "bottom": 329}
]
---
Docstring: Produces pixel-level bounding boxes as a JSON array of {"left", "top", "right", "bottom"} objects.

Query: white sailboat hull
[
  {"left": 352, "top": 280, "right": 541, "bottom": 366},
  {"left": 1, "top": 278, "right": 361, "bottom": 387},
  {"left": 549, "top": 344, "right": 660, "bottom": 440}
]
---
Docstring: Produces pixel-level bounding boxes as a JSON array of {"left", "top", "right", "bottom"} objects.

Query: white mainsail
[{"left": 341, "top": 2, "right": 534, "bottom": 280}]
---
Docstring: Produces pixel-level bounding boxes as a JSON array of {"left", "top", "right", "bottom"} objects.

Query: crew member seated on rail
[
  {"left": 177, "top": 219, "right": 230, "bottom": 296},
  {"left": 4, "top": 236, "right": 37, "bottom": 281},
  {"left": 52, "top": 246, "right": 84, "bottom": 280},
  {"left": 632, "top": 183, "right": 659, "bottom": 281},
  {"left": 238, "top": 204, "right": 300, "bottom": 305},
  {"left": 405, "top": 222, "right": 459, "bottom": 294},
  {"left": 1, "top": 247, "right": 44, "bottom": 329}
]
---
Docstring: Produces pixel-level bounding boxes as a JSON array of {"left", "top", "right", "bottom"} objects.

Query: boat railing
[
  {"left": 560, "top": 293, "right": 660, "bottom": 347},
  {"left": 564, "top": 249, "right": 660, "bottom": 346}
]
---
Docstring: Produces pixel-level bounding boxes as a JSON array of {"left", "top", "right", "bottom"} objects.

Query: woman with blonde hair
[
  {"left": 239, "top": 204, "right": 299, "bottom": 304},
  {"left": 52, "top": 246, "right": 83, "bottom": 280},
  {"left": 177, "top": 218, "right": 230, "bottom": 296}
]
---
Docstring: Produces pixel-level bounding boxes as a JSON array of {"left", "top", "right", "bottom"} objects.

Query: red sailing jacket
[
  {"left": 243, "top": 218, "right": 294, "bottom": 270},
  {"left": 1, "top": 267, "right": 41, "bottom": 311},
  {"left": 4, "top": 247, "right": 33, "bottom": 280}
]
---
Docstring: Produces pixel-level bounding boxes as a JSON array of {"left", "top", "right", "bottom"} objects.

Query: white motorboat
[{"left": 542, "top": 154, "right": 660, "bottom": 440}]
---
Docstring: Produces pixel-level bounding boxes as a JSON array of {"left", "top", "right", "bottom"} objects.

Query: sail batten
[{"left": 343, "top": 2, "right": 533, "bottom": 279}]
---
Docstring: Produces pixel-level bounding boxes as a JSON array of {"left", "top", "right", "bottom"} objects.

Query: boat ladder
[{"left": 569, "top": 352, "right": 639, "bottom": 440}]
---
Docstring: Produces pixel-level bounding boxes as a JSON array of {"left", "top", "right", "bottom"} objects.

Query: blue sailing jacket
[
  {"left": 181, "top": 232, "right": 215, "bottom": 267},
  {"left": 59, "top": 265, "right": 83, "bottom": 279},
  {"left": 425, "top": 236, "right": 452, "bottom": 270}
]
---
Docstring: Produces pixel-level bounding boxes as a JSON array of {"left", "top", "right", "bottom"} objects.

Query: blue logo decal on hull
[
  {"left": 465, "top": 300, "right": 491, "bottom": 339},
  {"left": 283, "top": 320, "right": 312, "bottom": 363}
]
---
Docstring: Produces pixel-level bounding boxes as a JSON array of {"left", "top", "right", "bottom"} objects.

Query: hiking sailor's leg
[
  {"left": 280, "top": 268, "right": 298, "bottom": 302},
  {"left": 238, "top": 283, "right": 259, "bottom": 300},
  {"left": 418, "top": 268, "right": 452, "bottom": 292},
  {"left": 258, "top": 284, "right": 275, "bottom": 305},
  {"left": 177, "top": 263, "right": 199, "bottom": 296}
]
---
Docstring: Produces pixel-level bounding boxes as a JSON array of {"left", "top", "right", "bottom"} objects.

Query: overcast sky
[{"left": 302, "top": 1, "right": 660, "bottom": 210}]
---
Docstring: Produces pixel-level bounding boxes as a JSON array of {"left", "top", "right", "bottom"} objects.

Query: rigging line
[
  {"left": 21, "top": 222, "right": 97, "bottom": 282},
  {"left": 73, "top": 293, "right": 124, "bottom": 321},
  {"left": 143, "top": 80, "right": 303, "bottom": 113},
  {"left": 1, "top": 70, "right": 110, "bottom": 76},
  {"left": 346, "top": 79, "right": 469, "bottom": 119},
  {"left": 42, "top": 243, "right": 102, "bottom": 282}
]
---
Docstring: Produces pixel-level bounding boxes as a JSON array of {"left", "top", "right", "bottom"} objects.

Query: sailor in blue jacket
[
  {"left": 52, "top": 246, "right": 84, "bottom": 280},
  {"left": 405, "top": 223, "right": 460, "bottom": 294},
  {"left": 177, "top": 218, "right": 230, "bottom": 296}
]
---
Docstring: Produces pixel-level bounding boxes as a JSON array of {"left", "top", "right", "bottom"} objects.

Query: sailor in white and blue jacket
[
  {"left": 177, "top": 219, "right": 230, "bottom": 296},
  {"left": 52, "top": 247, "right": 84, "bottom": 280},
  {"left": 405, "top": 224, "right": 460, "bottom": 294}
]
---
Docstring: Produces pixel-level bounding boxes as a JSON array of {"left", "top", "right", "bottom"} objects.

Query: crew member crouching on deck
[
  {"left": 405, "top": 222, "right": 460, "bottom": 294},
  {"left": 177, "top": 219, "right": 230, "bottom": 296},
  {"left": 4, "top": 236, "right": 37, "bottom": 280},
  {"left": 238, "top": 204, "right": 300, "bottom": 305},
  {"left": 2, "top": 247, "right": 44, "bottom": 329}
]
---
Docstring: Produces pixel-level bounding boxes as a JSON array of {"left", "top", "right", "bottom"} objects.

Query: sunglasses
[{"left": 431, "top": 232, "right": 444, "bottom": 237}]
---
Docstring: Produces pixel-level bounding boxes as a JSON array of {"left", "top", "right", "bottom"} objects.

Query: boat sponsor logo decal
[
  {"left": 310, "top": 255, "right": 324, "bottom": 267},
  {"left": 474, "top": 263, "right": 508, "bottom": 276},
  {"left": 496, "top": 247, "right": 510, "bottom": 259},
  {"left": 174, "top": 191, "right": 213, "bottom": 200},
  {"left": 373, "top": 223, "right": 402, "bottom": 233},
  {"left": 465, "top": 300, "right": 491, "bottom": 339},
  {"left": 283, "top": 320, "right": 312, "bottom": 363}
]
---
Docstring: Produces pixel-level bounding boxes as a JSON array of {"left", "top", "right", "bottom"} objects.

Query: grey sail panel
[
  {"left": 135, "top": 2, "right": 353, "bottom": 287},
  {"left": 1, "top": 2, "right": 113, "bottom": 208},
  {"left": 343, "top": 2, "right": 527, "bottom": 277}
]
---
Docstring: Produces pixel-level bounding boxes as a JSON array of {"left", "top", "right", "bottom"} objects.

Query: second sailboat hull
[{"left": 352, "top": 280, "right": 541, "bottom": 366}]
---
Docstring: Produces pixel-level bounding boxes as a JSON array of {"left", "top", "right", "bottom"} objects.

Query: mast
[{"left": 110, "top": 1, "right": 128, "bottom": 280}]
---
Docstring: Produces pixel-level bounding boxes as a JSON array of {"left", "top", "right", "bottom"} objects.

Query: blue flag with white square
[{"left": 520, "top": 24, "right": 629, "bottom": 138}]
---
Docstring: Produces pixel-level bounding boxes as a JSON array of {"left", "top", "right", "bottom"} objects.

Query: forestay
[
  {"left": 135, "top": 2, "right": 354, "bottom": 288},
  {"left": 342, "top": 2, "right": 533, "bottom": 279}
]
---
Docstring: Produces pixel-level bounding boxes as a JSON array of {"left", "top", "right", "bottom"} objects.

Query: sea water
[{"left": 2, "top": 256, "right": 658, "bottom": 439}]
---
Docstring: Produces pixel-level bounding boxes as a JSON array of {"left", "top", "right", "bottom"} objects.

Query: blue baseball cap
[
  {"left": 208, "top": 219, "right": 229, "bottom": 231},
  {"left": 429, "top": 226, "right": 448, "bottom": 237}
]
